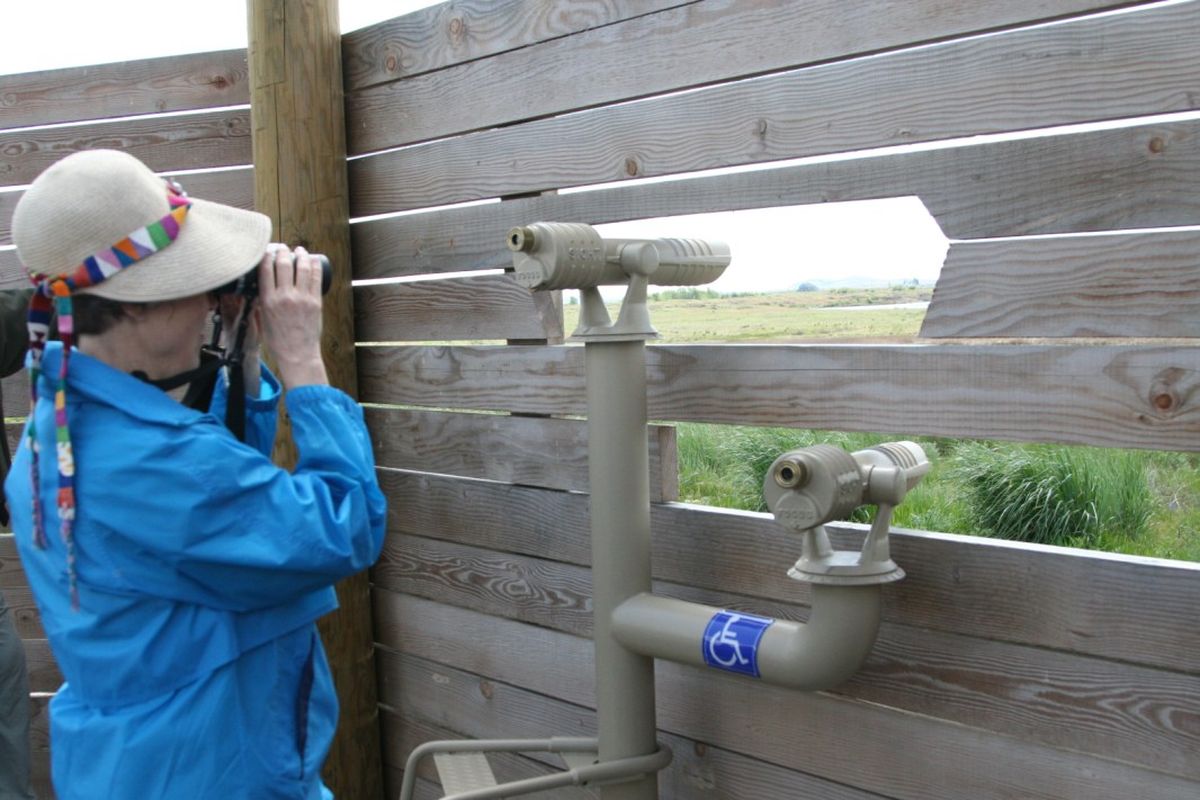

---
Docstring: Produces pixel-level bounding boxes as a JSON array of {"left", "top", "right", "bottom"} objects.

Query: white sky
[{"left": 0, "top": 0, "right": 951, "bottom": 292}]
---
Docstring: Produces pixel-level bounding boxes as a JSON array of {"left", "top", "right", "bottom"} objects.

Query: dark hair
[{"left": 72, "top": 294, "right": 144, "bottom": 336}]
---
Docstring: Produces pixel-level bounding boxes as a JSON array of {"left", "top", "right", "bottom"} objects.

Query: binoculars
[{"left": 216, "top": 249, "right": 333, "bottom": 298}]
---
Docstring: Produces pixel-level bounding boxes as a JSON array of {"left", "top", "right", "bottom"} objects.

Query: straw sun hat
[{"left": 12, "top": 149, "right": 271, "bottom": 301}]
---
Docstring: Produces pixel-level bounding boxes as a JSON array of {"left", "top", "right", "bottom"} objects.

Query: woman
[{"left": 4, "top": 149, "right": 386, "bottom": 799}]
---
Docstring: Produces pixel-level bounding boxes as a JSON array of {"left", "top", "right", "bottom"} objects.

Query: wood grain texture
[
  {"left": 348, "top": 1, "right": 1200, "bottom": 214},
  {"left": 342, "top": 0, "right": 687, "bottom": 90},
  {"left": 357, "top": 342, "right": 1200, "bottom": 451},
  {"left": 375, "top": 587, "right": 1200, "bottom": 782},
  {"left": 354, "top": 274, "right": 564, "bottom": 343},
  {"left": 0, "top": 109, "right": 253, "bottom": 188},
  {"left": 375, "top": 471, "right": 1200, "bottom": 675},
  {"left": 29, "top": 693, "right": 53, "bottom": 799},
  {"left": 344, "top": 0, "right": 1155, "bottom": 154},
  {"left": 0, "top": 49, "right": 249, "bottom": 130},
  {"left": 0, "top": 534, "right": 42, "bottom": 639},
  {"left": 2, "top": 373, "right": 28, "bottom": 418},
  {"left": 365, "top": 407, "right": 679, "bottom": 501},
  {"left": 350, "top": 120, "right": 1200, "bottom": 278},
  {"left": 376, "top": 640, "right": 1200, "bottom": 800},
  {"left": 921, "top": 231, "right": 1200, "bottom": 338},
  {"left": 22, "top": 638, "right": 61, "bottom": 694},
  {"left": 0, "top": 166, "right": 254, "bottom": 248},
  {"left": 247, "top": 2, "right": 379, "bottom": 797}
]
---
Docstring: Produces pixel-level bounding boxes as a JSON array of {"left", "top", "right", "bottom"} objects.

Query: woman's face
[{"left": 134, "top": 292, "right": 216, "bottom": 376}]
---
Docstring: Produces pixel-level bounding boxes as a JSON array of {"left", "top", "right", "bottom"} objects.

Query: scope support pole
[{"left": 587, "top": 337, "right": 661, "bottom": 800}]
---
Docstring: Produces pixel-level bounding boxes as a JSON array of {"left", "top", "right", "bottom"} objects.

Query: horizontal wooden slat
[
  {"left": 353, "top": 274, "right": 563, "bottom": 342},
  {"left": 376, "top": 536, "right": 1200, "bottom": 779},
  {"left": 350, "top": 121, "right": 1200, "bottom": 279},
  {"left": 0, "top": 535, "right": 43, "bottom": 639},
  {"left": 0, "top": 49, "right": 250, "bottom": 131},
  {"left": 0, "top": 166, "right": 253, "bottom": 248},
  {"left": 345, "top": 0, "right": 1155, "bottom": 154},
  {"left": 358, "top": 342, "right": 1200, "bottom": 451},
  {"left": 376, "top": 618, "right": 1200, "bottom": 800},
  {"left": 366, "top": 408, "right": 678, "bottom": 502},
  {"left": 0, "top": 108, "right": 253, "bottom": 188},
  {"left": 342, "top": 0, "right": 686, "bottom": 91},
  {"left": 376, "top": 471, "right": 1200, "bottom": 675},
  {"left": 349, "top": 2, "right": 1199, "bottom": 217},
  {"left": 921, "top": 231, "right": 1200, "bottom": 338}
]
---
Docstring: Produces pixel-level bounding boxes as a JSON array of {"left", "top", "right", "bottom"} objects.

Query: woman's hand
[{"left": 257, "top": 245, "right": 329, "bottom": 389}]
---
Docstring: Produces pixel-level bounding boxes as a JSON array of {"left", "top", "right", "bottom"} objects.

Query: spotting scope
[
  {"left": 762, "top": 441, "right": 930, "bottom": 584},
  {"left": 507, "top": 221, "right": 731, "bottom": 338},
  {"left": 507, "top": 222, "right": 730, "bottom": 290}
]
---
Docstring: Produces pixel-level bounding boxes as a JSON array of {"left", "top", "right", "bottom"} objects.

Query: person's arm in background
[
  {"left": 0, "top": 289, "right": 32, "bottom": 379},
  {"left": 1, "top": 289, "right": 33, "bottom": 526}
]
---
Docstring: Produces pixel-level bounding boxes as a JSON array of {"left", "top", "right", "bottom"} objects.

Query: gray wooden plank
[
  {"left": 0, "top": 49, "right": 249, "bottom": 131},
  {"left": 2, "top": 373, "right": 28, "bottom": 418},
  {"left": 349, "top": 1, "right": 1199, "bottom": 214},
  {"left": 377, "top": 638, "right": 1200, "bottom": 800},
  {"left": 365, "top": 408, "right": 678, "bottom": 501},
  {"left": 0, "top": 108, "right": 253, "bottom": 188},
  {"left": 344, "top": 0, "right": 1156, "bottom": 154},
  {"left": 921, "top": 231, "right": 1200, "bottom": 338},
  {"left": 342, "top": 0, "right": 688, "bottom": 91},
  {"left": 354, "top": 274, "right": 564, "bottom": 343},
  {"left": 375, "top": 586, "right": 1200, "bottom": 782},
  {"left": 376, "top": 471, "right": 1200, "bottom": 675},
  {"left": 28, "top": 693, "right": 53, "bottom": 799},
  {"left": 0, "top": 535, "right": 43, "bottom": 639},
  {"left": 22, "top": 638, "right": 60, "bottom": 694},
  {"left": 350, "top": 120, "right": 1200, "bottom": 277},
  {"left": 357, "top": 342, "right": 1200, "bottom": 452}
]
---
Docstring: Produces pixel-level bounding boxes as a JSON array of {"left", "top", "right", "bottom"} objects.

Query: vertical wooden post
[{"left": 246, "top": 2, "right": 383, "bottom": 798}]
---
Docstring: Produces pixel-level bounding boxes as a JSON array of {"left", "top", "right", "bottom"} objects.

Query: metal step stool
[{"left": 399, "top": 737, "right": 671, "bottom": 800}]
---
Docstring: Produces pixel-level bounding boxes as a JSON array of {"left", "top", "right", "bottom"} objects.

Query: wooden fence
[{"left": 3, "top": 0, "right": 1200, "bottom": 798}]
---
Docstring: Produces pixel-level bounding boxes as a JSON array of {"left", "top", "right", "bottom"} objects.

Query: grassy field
[
  {"left": 570, "top": 286, "right": 1198, "bottom": 562},
  {"left": 563, "top": 285, "right": 930, "bottom": 342}
]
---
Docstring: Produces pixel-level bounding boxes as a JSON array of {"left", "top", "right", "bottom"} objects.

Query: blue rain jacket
[{"left": 4, "top": 343, "right": 387, "bottom": 799}]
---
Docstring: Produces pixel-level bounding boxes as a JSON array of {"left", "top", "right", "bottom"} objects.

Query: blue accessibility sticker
[{"left": 701, "top": 610, "right": 775, "bottom": 678}]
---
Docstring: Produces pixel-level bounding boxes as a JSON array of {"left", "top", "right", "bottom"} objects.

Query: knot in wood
[
  {"left": 478, "top": 679, "right": 495, "bottom": 699},
  {"left": 210, "top": 74, "right": 230, "bottom": 90},
  {"left": 385, "top": 54, "right": 398, "bottom": 72},
  {"left": 449, "top": 16, "right": 465, "bottom": 41},
  {"left": 625, "top": 157, "right": 639, "bottom": 177},
  {"left": 1148, "top": 136, "right": 1166, "bottom": 154},
  {"left": 1153, "top": 392, "right": 1177, "bottom": 412}
]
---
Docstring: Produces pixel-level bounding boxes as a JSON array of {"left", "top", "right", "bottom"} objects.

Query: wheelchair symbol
[
  {"left": 707, "top": 614, "right": 752, "bottom": 668},
  {"left": 703, "top": 610, "right": 773, "bottom": 676}
]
